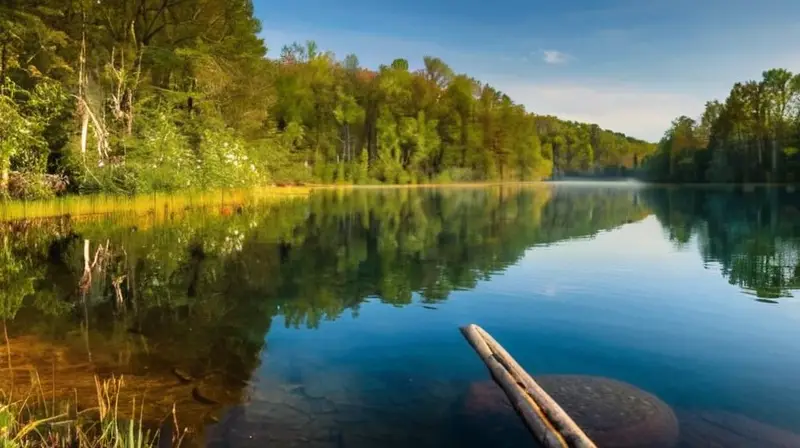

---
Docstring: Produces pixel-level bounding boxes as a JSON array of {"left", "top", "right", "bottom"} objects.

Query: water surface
[{"left": 2, "top": 184, "right": 800, "bottom": 447}]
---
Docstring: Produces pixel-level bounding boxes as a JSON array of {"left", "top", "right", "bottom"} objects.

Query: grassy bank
[
  {"left": 0, "top": 183, "right": 555, "bottom": 222},
  {"left": 0, "top": 186, "right": 310, "bottom": 222}
]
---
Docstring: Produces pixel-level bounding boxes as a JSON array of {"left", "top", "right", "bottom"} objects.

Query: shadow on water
[{"left": 1, "top": 184, "right": 799, "bottom": 446}]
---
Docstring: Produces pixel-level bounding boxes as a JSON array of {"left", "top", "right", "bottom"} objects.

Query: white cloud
[
  {"left": 492, "top": 80, "right": 707, "bottom": 141},
  {"left": 542, "top": 50, "right": 571, "bottom": 65}
]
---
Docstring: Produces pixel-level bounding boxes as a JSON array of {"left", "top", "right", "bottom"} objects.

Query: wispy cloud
[{"left": 542, "top": 50, "right": 571, "bottom": 65}]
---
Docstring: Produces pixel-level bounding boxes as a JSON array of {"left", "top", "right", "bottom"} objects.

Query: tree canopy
[{"left": 644, "top": 69, "right": 800, "bottom": 183}]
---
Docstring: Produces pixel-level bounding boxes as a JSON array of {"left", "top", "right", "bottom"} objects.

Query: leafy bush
[
  {"left": 6, "top": 172, "right": 68, "bottom": 199},
  {"left": 196, "top": 128, "right": 263, "bottom": 189},
  {"left": 126, "top": 111, "right": 194, "bottom": 193},
  {"left": 434, "top": 168, "right": 476, "bottom": 183}
]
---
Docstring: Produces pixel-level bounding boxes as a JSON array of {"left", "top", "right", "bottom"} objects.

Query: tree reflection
[
  {"left": 0, "top": 186, "right": 649, "bottom": 430},
  {"left": 643, "top": 186, "right": 800, "bottom": 300},
  {"left": 3, "top": 185, "right": 649, "bottom": 335}
]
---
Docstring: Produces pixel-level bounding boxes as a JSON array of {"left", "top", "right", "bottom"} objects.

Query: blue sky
[{"left": 253, "top": 0, "right": 800, "bottom": 141}]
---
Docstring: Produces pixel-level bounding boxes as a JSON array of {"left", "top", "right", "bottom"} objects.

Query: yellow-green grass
[
  {"left": 0, "top": 187, "right": 310, "bottom": 222},
  {"left": 0, "top": 374, "right": 183, "bottom": 448},
  {"left": 1, "top": 332, "right": 236, "bottom": 446},
  {"left": 0, "top": 183, "right": 555, "bottom": 222}
]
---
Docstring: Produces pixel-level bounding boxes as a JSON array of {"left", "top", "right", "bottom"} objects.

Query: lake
[{"left": 2, "top": 183, "right": 800, "bottom": 447}]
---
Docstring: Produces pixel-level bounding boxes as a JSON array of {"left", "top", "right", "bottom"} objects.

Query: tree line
[
  {"left": 644, "top": 69, "right": 800, "bottom": 183},
  {"left": 1, "top": 0, "right": 653, "bottom": 198}
]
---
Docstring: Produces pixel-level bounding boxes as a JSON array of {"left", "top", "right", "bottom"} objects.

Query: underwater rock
[
  {"left": 464, "top": 375, "right": 679, "bottom": 448},
  {"left": 172, "top": 367, "right": 193, "bottom": 384},
  {"left": 192, "top": 387, "right": 221, "bottom": 406},
  {"left": 205, "top": 373, "right": 468, "bottom": 448},
  {"left": 464, "top": 380, "right": 514, "bottom": 415}
]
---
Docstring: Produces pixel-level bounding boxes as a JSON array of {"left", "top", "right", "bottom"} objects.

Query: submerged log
[{"left": 460, "top": 324, "right": 596, "bottom": 448}]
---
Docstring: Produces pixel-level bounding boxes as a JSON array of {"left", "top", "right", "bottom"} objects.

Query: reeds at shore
[
  {"left": 0, "top": 374, "right": 185, "bottom": 448},
  {"left": 0, "top": 187, "right": 310, "bottom": 222}
]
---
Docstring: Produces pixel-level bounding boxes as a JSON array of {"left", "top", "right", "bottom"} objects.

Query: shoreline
[
  {"left": 0, "top": 182, "right": 551, "bottom": 222},
  {"left": 306, "top": 180, "right": 550, "bottom": 189},
  {"left": 1, "top": 181, "right": 796, "bottom": 222},
  {"left": 0, "top": 186, "right": 310, "bottom": 222}
]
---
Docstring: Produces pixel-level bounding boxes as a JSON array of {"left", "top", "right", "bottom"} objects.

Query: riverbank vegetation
[
  {"left": 0, "top": 374, "right": 181, "bottom": 447},
  {"left": 0, "top": 186, "right": 307, "bottom": 221},
  {"left": 1, "top": 1, "right": 653, "bottom": 199},
  {"left": 645, "top": 69, "right": 800, "bottom": 183}
]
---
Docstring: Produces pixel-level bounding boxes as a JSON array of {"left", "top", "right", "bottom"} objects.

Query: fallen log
[{"left": 460, "top": 324, "right": 596, "bottom": 448}]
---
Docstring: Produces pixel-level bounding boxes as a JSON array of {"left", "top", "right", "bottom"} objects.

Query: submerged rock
[
  {"left": 193, "top": 387, "right": 221, "bottom": 406},
  {"left": 172, "top": 367, "right": 194, "bottom": 384},
  {"left": 205, "top": 373, "right": 467, "bottom": 448},
  {"left": 463, "top": 375, "right": 679, "bottom": 448}
]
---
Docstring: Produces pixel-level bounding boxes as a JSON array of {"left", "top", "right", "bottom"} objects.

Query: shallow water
[{"left": 2, "top": 184, "right": 800, "bottom": 447}]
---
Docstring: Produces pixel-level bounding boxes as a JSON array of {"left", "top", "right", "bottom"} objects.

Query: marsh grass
[
  {"left": 0, "top": 187, "right": 310, "bottom": 222},
  {"left": 0, "top": 184, "right": 552, "bottom": 223},
  {"left": 0, "top": 374, "right": 185, "bottom": 448}
]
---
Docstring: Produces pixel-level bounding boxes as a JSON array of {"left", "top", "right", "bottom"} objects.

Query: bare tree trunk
[
  {"left": 1, "top": 41, "right": 6, "bottom": 83},
  {"left": 345, "top": 124, "right": 351, "bottom": 162},
  {"left": 744, "top": 139, "right": 751, "bottom": 183},
  {"left": 83, "top": 239, "right": 91, "bottom": 277},
  {"left": 125, "top": 89, "right": 134, "bottom": 135},
  {"left": 127, "top": 252, "right": 138, "bottom": 314},
  {"left": 772, "top": 138, "right": 779, "bottom": 181},
  {"left": 0, "top": 166, "right": 8, "bottom": 194},
  {"left": 78, "top": 7, "right": 88, "bottom": 156},
  {"left": 80, "top": 112, "right": 89, "bottom": 155}
]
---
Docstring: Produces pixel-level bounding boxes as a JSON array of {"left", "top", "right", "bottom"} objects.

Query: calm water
[{"left": 2, "top": 184, "right": 800, "bottom": 447}]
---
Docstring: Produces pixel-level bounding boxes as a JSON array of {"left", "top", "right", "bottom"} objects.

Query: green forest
[
  {"left": 645, "top": 69, "right": 800, "bottom": 183},
  {"left": 0, "top": 0, "right": 654, "bottom": 199}
]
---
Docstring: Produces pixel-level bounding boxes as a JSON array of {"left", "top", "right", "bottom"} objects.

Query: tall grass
[
  {"left": 0, "top": 187, "right": 310, "bottom": 222},
  {"left": 0, "top": 375, "right": 184, "bottom": 448}
]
